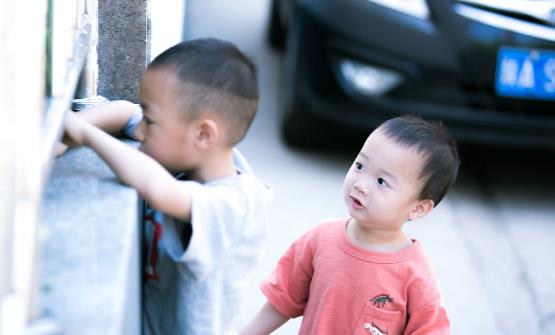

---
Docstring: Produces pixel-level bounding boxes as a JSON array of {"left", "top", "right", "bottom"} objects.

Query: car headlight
[
  {"left": 366, "top": 0, "right": 430, "bottom": 20},
  {"left": 340, "top": 59, "right": 403, "bottom": 96}
]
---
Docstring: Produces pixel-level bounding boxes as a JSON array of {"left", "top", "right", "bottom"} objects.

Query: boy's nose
[{"left": 354, "top": 181, "right": 368, "bottom": 195}]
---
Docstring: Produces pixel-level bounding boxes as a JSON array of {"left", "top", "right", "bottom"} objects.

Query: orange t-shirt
[{"left": 261, "top": 218, "right": 450, "bottom": 335}]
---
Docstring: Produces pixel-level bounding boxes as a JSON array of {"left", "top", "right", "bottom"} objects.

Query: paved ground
[{"left": 180, "top": 1, "right": 555, "bottom": 333}]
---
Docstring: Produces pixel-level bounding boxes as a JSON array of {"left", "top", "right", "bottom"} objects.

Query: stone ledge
[{"left": 40, "top": 144, "right": 140, "bottom": 335}]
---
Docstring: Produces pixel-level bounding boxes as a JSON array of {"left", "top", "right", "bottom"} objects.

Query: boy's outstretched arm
[
  {"left": 64, "top": 112, "right": 192, "bottom": 222},
  {"left": 74, "top": 100, "right": 140, "bottom": 134},
  {"left": 56, "top": 100, "right": 141, "bottom": 156},
  {"left": 240, "top": 301, "right": 289, "bottom": 335}
]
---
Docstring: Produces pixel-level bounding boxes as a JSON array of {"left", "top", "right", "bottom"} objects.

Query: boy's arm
[
  {"left": 56, "top": 100, "right": 141, "bottom": 156},
  {"left": 74, "top": 100, "right": 140, "bottom": 134},
  {"left": 64, "top": 112, "right": 192, "bottom": 221},
  {"left": 240, "top": 301, "right": 289, "bottom": 335}
]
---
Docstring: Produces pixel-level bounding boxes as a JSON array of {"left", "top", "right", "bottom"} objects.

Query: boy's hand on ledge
[
  {"left": 63, "top": 112, "right": 90, "bottom": 147},
  {"left": 53, "top": 141, "right": 69, "bottom": 157},
  {"left": 56, "top": 112, "right": 87, "bottom": 158}
]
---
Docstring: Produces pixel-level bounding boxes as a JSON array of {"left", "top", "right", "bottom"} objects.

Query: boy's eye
[
  {"left": 355, "top": 162, "right": 363, "bottom": 171},
  {"left": 377, "top": 178, "right": 387, "bottom": 187}
]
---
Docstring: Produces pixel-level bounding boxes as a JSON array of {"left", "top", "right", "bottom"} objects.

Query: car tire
[
  {"left": 279, "top": 10, "right": 328, "bottom": 148},
  {"left": 268, "top": 0, "right": 286, "bottom": 49}
]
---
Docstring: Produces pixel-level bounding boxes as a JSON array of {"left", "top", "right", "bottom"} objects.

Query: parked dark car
[{"left": 269, "top": 0, "right": 555, "bottom": 148}]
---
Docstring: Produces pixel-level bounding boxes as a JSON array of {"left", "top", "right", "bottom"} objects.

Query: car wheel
[
  {"left": 268, "top": 0, "right": 286, "bottom": 49},
  {"left": 279, "top": 11, "right": 327, "bottom": 148}
]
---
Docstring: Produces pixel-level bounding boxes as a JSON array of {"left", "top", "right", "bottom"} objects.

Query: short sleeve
[
  {"left": 404, "top": 255, "right": 450, "bottom": 334},
  {"left": 161, "top": 178, "right": 270, "bottom": 280},
  {"left": 403, "top": 300, "right": 450, "bottom": 335},
  {"left": 260, "top": 230, "right": 316, "bottom": 318}
]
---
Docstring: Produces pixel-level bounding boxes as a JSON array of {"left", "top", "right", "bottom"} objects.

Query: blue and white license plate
[{"left": 495, "top": 47, "right": 555, "bottom": 101}]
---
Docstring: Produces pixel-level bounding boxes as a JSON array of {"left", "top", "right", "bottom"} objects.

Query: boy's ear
[
  {"left": 194, "top": 118, "right": 219, "bottom": 148},
  {"left": 408, "top": 199, "right": 434, "bottom": 221}
]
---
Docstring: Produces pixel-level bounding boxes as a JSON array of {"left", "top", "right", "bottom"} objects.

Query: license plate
[{"left": 495, "top": 47, "right": 555, "bottom": 101}]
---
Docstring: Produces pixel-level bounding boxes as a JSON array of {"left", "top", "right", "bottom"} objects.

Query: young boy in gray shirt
[{"left": 62, "top": 38, "right": 271, "bottom": 335}]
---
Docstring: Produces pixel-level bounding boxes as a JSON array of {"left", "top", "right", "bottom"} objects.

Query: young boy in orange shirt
[{"left": 241, "top": 116, "right": 459, "bottom": 335}]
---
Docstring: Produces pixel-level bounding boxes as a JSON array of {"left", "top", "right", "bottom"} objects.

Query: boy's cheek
[
  {"left": 134, "top": 130, "right": 146, "bottom": 142},
  {"left": 343, "top": 174, "right": 355, "bottom": 189},
  {"left": 341, "top": 182, "right": 352, "bottom": 201}
]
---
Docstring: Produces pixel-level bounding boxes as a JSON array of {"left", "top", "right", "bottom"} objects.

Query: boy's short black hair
[
  {"left": 379, "top": 116, "right": 460, "bottom": 206},
  {"left": 148, "top": 38, "right": 259, "bottom": 145}
]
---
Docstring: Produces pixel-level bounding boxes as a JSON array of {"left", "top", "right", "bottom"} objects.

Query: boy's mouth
[{"left": 350, "top": 196, "right": 365, "bottom": 209}]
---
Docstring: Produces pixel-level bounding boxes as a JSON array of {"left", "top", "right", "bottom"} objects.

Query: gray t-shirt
[{"left": 142, "top": 150, "right": 271, "bottom": 335}]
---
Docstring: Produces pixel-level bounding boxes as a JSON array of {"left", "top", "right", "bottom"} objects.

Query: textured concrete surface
[
  {"left": 40, "top": 145, "right": 140, "bottom": 335},
  {"left": 98, "top": 0, "right": 150, "bottom": 102}
]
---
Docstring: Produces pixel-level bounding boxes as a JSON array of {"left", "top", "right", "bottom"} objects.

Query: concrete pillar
[{"left": 97, "top": 0, "right": 151, "bottom": 103}]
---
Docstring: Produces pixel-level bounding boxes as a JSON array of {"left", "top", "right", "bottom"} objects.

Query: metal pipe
[{"left": 72, "top": 0, "right": 107, "bottom": 111}]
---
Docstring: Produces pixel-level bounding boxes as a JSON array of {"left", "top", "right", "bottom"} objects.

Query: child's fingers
[
  {"left": 60, "top": 129, "right": 79, "bottom": 148},
  {"left": 53, "top": 142, "right": 69, "bottom": 157},
  {"left": 63, "top": 112, "right": 86, "bottom": 146}
]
